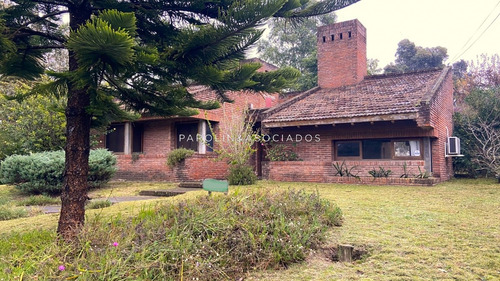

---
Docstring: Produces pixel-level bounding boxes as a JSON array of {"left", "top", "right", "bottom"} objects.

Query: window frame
[
  {"left": 105, "top": 122, "right": 144, "bottom": 154},
  {"left": 392, "top": 139, "right": 424, "bottom": 160},
  {"left": 334, "top": 139, "right": 424, "bottom": 161},
  {"left": 335, "top": 140, "right": 362, "bottom": 160}
]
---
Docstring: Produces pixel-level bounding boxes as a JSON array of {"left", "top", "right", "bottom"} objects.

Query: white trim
[
  {"left": 124, "top": 122, "right": 132, "bottom": 155},
  {"left": 198, "top": 120, "right": 207, "bottom": 154}
]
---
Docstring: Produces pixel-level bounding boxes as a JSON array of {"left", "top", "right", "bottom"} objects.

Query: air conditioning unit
[{"left": 447, "top": 137, "right": 461, "bottom": 155}]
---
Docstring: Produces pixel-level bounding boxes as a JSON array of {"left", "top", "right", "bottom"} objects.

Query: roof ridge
[
  {"left": 365, "top": 67, "right": 444, "bottom": 80},
  {"left": 261, "top": 87, "right": 321, "bottom": 119}
]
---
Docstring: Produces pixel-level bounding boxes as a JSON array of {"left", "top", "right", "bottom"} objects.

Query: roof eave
[{"left": 262, "top": 112, "right": 421, "bottom": 128}]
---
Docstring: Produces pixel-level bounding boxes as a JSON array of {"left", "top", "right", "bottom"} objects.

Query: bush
[
  {"left": 227, "top": 164, "right": 257, "bottom": 185},
  {"left": 265, "top": 143, "right": 300, "bottom": 161},
  {"left": 0, "top": 149, "right": 116, "bottom": 194},
  {"left": 166, "top": 148, "right": 195, "bottom": 168},
  {"left": 0, "top": 189, "right": 342, "bottom": 280}
]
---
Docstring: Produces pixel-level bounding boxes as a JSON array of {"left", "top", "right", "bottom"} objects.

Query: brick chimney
[{"left": 317, "top": 19, "right": 367, "bottom": 88}]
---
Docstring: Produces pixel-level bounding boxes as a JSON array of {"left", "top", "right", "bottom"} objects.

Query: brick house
[
  {"left": 103, "top": 59, "right": 279, "bottom": 181},
  {"left": 258, "top": 19, "right": 454, "bottom": 184}
]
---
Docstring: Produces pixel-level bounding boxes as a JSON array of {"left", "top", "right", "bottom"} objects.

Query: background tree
[
  {"left": 367, "top": 58, "right": 382, "bottom": 75},
  {"left": 452, "top": 54, "right": 500, "bottom": 178},
  {"left": 0, "top": 93, "right": 66, "bottom": 160},
  {"left": 454, "top": 88, "right": 500, "bottom": 178},
  {"left": 0, "top": 0, "right": 359, "bottom": 239},
  {"left": 257, "top": 13, "right": 335, "bottom": 91},
  {"left": 453, "top": 55, "right": 500, "bottom": 109},
  {"left": 0, "top": 77, "right": 66, "bottom": 160},
  {"left": 383, "top": 39, "right": 448, "bottom": 74}
]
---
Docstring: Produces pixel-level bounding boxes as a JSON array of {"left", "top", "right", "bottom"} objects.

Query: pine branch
[
  {"left": 18, "top": 45, "right": 66, "bottom": 50},
  {"left": 28, "top": 0, "right": 72, "bottom": 6},
  {"left": 18, "top": 9, "right": 69, "bottom": 29},
  {"left": 15, "top": 28, "right": 66, "bottom": 43}
]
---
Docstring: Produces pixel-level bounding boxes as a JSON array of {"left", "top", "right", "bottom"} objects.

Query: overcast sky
[{"left": 335, "top": 0, "right": 500, "bottom": 68}]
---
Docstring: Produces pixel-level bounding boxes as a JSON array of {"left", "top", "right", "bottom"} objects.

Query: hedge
[{"left": 0, "top": 149, "right": 116, "bottom": 194}]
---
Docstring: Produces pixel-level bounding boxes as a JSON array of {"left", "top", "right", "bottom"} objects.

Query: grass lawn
[{"left": 1, "top": 179, "right": 499, "bottom": 280}]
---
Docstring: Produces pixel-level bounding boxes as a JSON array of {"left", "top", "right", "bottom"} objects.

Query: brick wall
[
  {"left": 263, "top": 160, "right": 438, "bottom": 186},
  {"left": 142, "top": 120, "right": 175, "bottom": 155},
  {"left": 317, "top": 19, "right": 367, "bottom": 88},
  {"left": 114, "top": 153, "right": 228, "bottom": 181},
  {"left": 261, "top": 120, "right": 446, "bottom": 183},
  {"left": 428, "top": 68, "right": 454, "bottom": 180},
  {"left": 108, "top": 90, "right": 268, "bottom": 181},
  {"left": 263, "top": 121, "right": 434, "bottom": 162}
]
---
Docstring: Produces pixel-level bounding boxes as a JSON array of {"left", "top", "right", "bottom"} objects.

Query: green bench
[{"left": 202, "top": 179, "right": 229, "bottom": 195}]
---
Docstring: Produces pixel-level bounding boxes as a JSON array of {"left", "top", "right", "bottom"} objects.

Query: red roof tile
[{"left": 263, "top": 68, "right": 448, "bottom": 125}]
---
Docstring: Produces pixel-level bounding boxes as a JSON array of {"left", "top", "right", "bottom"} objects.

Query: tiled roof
[{"left": 262, "top": 68, "right": 448, "bottom": 126}]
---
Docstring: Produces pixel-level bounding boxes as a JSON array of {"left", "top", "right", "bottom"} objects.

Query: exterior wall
[
  {"left": 261, "top": 121, "right": 443, "bottom": 182},
  {"left": 317, "top": 19, "right": 367, "bottom": 88},
  {"left": 114, "top": 153, "right": 228, "bottom": 181},
  {"left": 263, "top": 121, "right": 433, "bottom": 161},
  {"left": 107, "top": 90, "right": 270, "bottom": 181},
  {"left": 428, "top": 69, "right": 454, "bottom": 180},
  {"left": 142, "top": 120, "right": 175, "bottom": 155},
  {"left": 263, "top": 161, "right": 437, "bottom": 186},
  {"left": 192, "top": 90, "right": 277, "bottom": 122}
]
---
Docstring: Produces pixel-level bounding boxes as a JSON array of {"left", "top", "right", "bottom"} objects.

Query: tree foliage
[
  {"left": 384, "top": 39, "right": 448, "bottom": 74},
  {"left": 257, "top": 14, "right": 336, "bottom": 91},
  {"left": 453, "top": 54, "right": 500, "bottom": 109},
  {"left": 454, "top": 88, "right": 500, "bottom": 178},
  {"left": 0, "top": 81, "right": 66, "bottom": 160},
  {"left": 0, "top": 0, "right": 359, "bottom": 239}
]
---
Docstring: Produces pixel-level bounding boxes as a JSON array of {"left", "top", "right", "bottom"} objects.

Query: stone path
[{"left": 35, "top": 188, "right": 201, "bottom": 214}]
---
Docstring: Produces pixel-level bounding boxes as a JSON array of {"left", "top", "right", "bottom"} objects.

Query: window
[
  {"left": 176, "top": 123, "right": 199, "bottom": 151},
  {"left": 362, "top": 139, "right": 391, "bottom": 159},
  {"left": 132, "top": 123, "right": 143, "bottom": 153},
  {"left": 394, "top": 140, "right": 421, "bottom": 157},
  {"left": 205, "top": 123, "right": 214, "bottom": 152},
  {"left": 337, "top": 141, "right": 360, "bottom": 157},
  {"left": 176, "top": 121, "right": 215, "bottom": 153},
  {"left": 106, "top": 122, "right": 144, "bottom": 154},
  {"left": 334, "top": 139, "right": 422, "bottom": 160},
  {"left": 106, "top": 124, "right": 125, "bottom": 153}
]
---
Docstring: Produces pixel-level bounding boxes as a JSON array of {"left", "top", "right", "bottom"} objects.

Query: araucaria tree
[{"left": 0, "top": 0, "right": 359, "bottom": 239}]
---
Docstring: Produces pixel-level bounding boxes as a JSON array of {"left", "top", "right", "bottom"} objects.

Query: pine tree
[{"left": 0, "top": 0, "right": 359, "bottom": 239}]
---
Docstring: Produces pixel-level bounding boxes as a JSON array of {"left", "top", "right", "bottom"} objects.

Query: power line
[{"left": 450, "top": 0, "right": 500, "bottom": 62}]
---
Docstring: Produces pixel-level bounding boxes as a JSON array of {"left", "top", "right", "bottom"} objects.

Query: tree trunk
[{"left": 57, "top": 2, "right": 92, "bottom": 240}]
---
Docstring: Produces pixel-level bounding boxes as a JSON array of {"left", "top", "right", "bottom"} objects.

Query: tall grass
[
  {"left": 16, "top": 195, "right": 60, "bottom": 206},
  {"left": 0, "top": 206, "right": 28, "bottom": 221},
  {"left": 0, "top": 189, "right": 342, "bottom": 280}
]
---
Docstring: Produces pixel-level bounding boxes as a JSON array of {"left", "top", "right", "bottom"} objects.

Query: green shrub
[
  {"left": 0, "top": 149, "right": 116, "bottom": 194},
  {"left": 16, "top": 195, "right": 60, "bottom": 206},
  {"left": 0, "top": 189, "right": 342, "bottom": 280},
  {"left": 87, "top": 149, "right": 118, "bottom": 188},
  {"left": 85, "top": 199, "right": 112, "bottom": 210},
  {"left": 227, "top": 164, "right": 257, "bottom": 185},
  {"left": 166, "top": 148, "right": 195, "bottom": 168}
]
